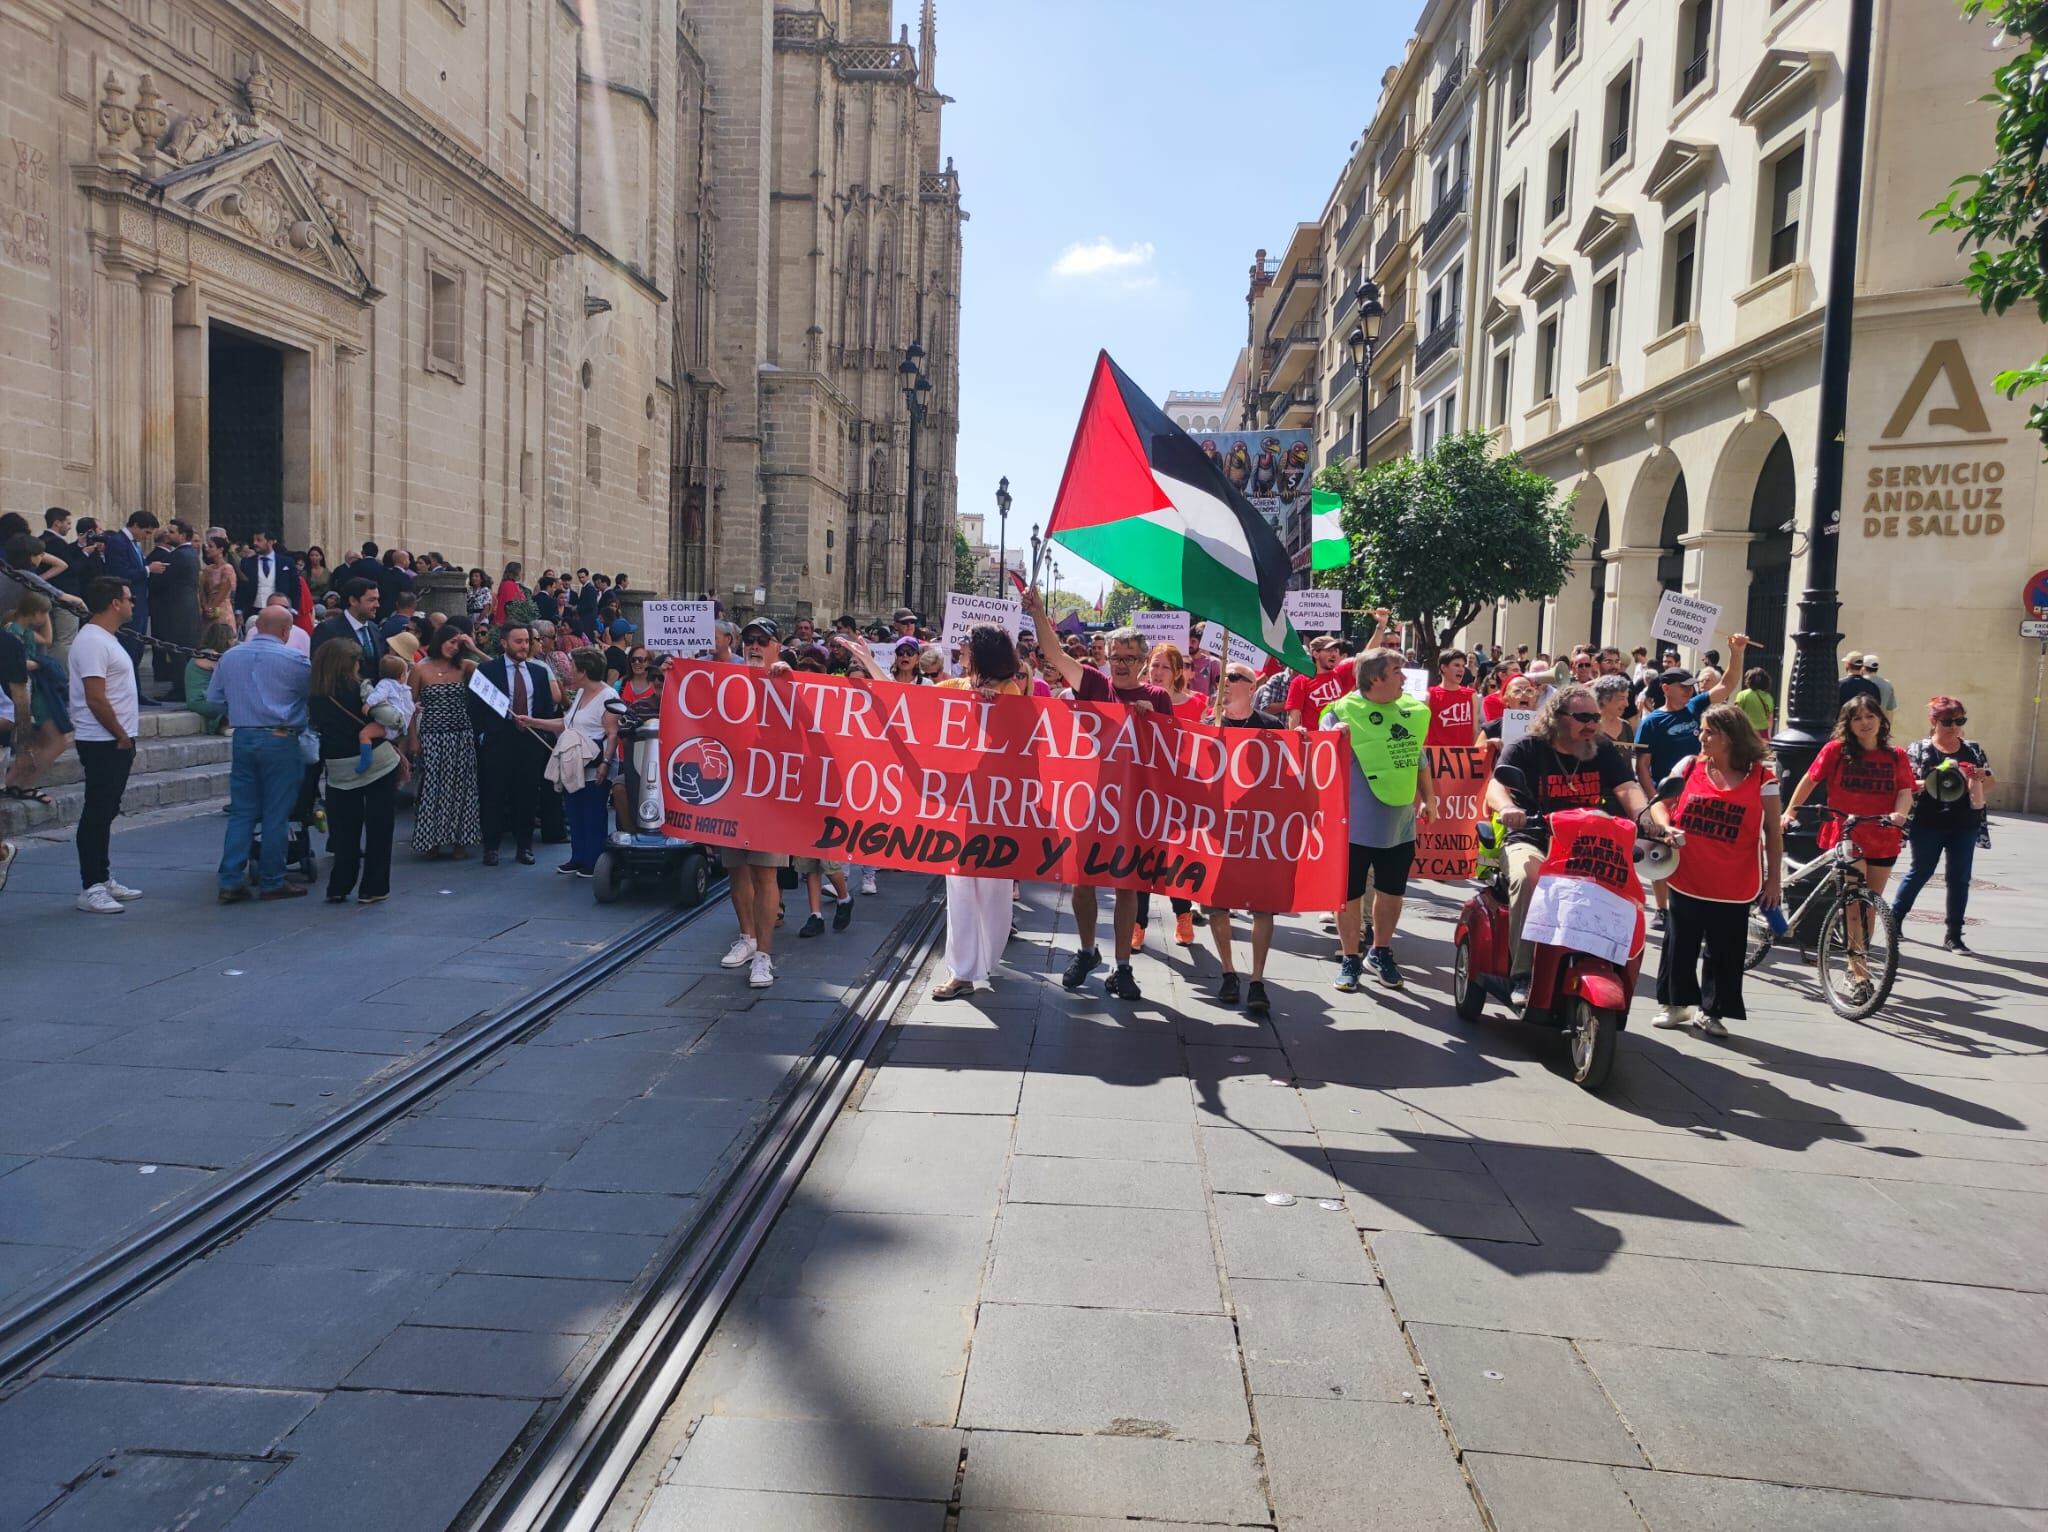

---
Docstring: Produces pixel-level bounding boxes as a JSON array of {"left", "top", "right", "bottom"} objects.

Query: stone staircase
[{"left": 1, "top": 707, "right": 233, "bottom": 837}]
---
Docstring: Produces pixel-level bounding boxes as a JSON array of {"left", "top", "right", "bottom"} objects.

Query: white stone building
[{"left": 1165, "top": 389, "right": 1226, "bottom": 432}]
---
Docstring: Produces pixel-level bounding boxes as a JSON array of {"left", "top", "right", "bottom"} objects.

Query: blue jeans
[
  {"left": 220, "top": 730, "right": 305, "bottom": 891},
  {"left": 564, "top": 779, "right": 610, "bottom": 871},
  {"left": 1891, "top": 821, "right": 1978, "bottom": 937}
]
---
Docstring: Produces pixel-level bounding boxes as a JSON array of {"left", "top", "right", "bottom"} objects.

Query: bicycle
[{"left": 1742, "top": 808, "right": 1900, "bottom": 1020}]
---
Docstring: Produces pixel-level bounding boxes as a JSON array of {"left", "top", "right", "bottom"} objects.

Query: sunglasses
[
  {"left": 1938, "top": 714, "right": 1967, "bottom": 726},
  {"left": 743, "top": 637, "right": 771, "bottom": 647},
  {"left": 1566, "top": 710, "right": 1602, "bottom": 725}
]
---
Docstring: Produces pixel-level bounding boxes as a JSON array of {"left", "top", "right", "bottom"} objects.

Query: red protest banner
[
  {"left": 1415, "top": 744, "right": 1490, "bottom": 880},
  {"left": 658, "top": 660, "right": 1348, "bottom": 912}
]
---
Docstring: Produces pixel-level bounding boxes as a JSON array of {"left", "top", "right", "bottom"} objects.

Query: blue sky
[{"left": 936, "top": 0, "right": 1425, "bottom": 601}]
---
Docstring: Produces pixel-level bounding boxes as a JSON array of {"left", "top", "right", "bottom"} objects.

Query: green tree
[
  {"left": 1102, "top": 580, "right": 1141, "bottom": 626},
  {"left": 1315, "top": 429, "right": 1580, "bottom": 668},
  {"left": 1928, "top": 1, "right": 2048, "bottom": 447},
  {"left": 952, "top": 525, "right": 979, "bottom": 594}
]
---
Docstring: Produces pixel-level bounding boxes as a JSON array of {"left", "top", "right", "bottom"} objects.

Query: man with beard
[{"left": 1483, "top": 683, "right": 1651, "bottom": 1002}]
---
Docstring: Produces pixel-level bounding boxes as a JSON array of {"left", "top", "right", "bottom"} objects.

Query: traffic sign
[
  {"left": 2025, "top": 568, "right": 2048, "bottom": 618},
  {"left": 2023, "top": 619, "right": 2048, "bottom": 640}
]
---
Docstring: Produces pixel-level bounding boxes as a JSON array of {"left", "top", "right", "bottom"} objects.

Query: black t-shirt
[
  {"left": 1495, "top": 735, "right": 1636, "bottom": 849},
  {"left": 0, "top": 626, "right": 27, "bottom": 697},
  {"left": 1837, "top": 674, "right": 1882, "bottom": 709},
  {"left": 1906, "top": 738, "right": 1990, "bottom": 830},
  {"left": 1219, "top": 709, "right": 1283, "bottom": 730},
  {"left": 604, "top": 644, "right": 631, "bottom": 679}
]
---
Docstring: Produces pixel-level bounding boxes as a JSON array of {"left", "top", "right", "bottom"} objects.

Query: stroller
[{"left": 247, "top": 761, "right": 323, "bottom": 884}]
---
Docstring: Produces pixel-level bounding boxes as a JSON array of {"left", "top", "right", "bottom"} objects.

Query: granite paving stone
[
  {"left": 667, "top": 1416, "right": 964, "bottom": 1501},
  {"left": 460, "top": 1226, "right": 666, "bottom": 1282},
  {"left": 1255, "top": 1394, "right": 1481, "bottom": 1530},
  {"left": 955, "top": 1431, "right": 1267, "bottom": 1524},
  {"left": 1409, "top": 1324, "right": 1647, "bottom": 1466},
  {"left": 1004, "top": 1151, "right": 1207, "bottom": 1209},
  {"left": 1233, "top": 1277, "right": 1419, "bottom": 1403},
  {"left": 28, "top": 1452, "right": 279, "bottom": 1532},
  {"left": 637, "top": 1485, "right": 946, "bottom": 1530},
  {"left": 957, "top": 1302, "right": 1251, "bottom": 1440},
  {"left": 1010, "top": 1113, "right": 1199, "bottom": 1163},
  {"left": 410, "top": 1272, "right": 631, "bottom": 1334},
  {"left": 986, "top": 1202, "right": 1223, "bottom": 1312},
  {"left": 343, "top": 1322, "right": 587, "bottom": 1397},
  {"left": 1212, "top": 1192, "right": 1372, "bottom": 1282},
  {"left": 209, "top": 1216, "right": 494, "bottom": 1272}
]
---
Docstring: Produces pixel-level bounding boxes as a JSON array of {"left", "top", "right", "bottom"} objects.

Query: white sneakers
[
  {"left": 860, "top": 871, "right": 878, "bottom": 895},
  {"left": 105, "top": 879, "right": 143, "bottom": 901},
  {"left": 76, "top": 883, "right": 125, "bottom": 914},
  {"left": 720, "top": 935, "right": 758, "bottom": 968},
  {"left": 1651, "top": 1005, "right": 1696, "bottom": 1030},
  {"left": 748, "top": 952, "right": 775, "bottom": 988}
]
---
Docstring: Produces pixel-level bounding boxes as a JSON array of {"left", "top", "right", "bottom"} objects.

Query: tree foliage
[
  {"left": 1315, "top": 429, "right": 1581, "bottom": 668},
  {"left": 1102, "top": 580, "right": 1142, "bottom": 626},
  {"left": 952, "top": 525, "right": 979, "bottom": 594},
  {"left": 1927, "top": 1, "right": 2048, "bottom": 447}
]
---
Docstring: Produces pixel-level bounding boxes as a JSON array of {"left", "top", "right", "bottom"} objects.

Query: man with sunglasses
[
  {"left": 1485, "top": 683, "right": 1653, "bottom": 1001},
  {"left": 1024, "top": 589, "right": 1170, "bottom": 1000},
  {"left": 719, "top": 618, "right": 793, "bottom": 988}
]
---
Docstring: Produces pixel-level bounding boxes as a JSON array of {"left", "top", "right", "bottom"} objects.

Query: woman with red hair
[{"left": 1891, "top": 695, "right": 1995, "bottom": 953}]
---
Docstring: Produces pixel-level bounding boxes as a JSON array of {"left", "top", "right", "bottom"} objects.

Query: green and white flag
[{"left": 1309, "top": 490, "right": 1349, "bottom": 572}]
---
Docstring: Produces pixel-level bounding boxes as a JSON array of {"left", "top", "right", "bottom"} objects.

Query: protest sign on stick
[
  {"left": 642, "top": 600, "right": 717, "bottom": 658},
  {"left": 1283, "top": 588, "right": 1342, "bottom": 632},
  {"left": 941, "top": 592, "right": 1024, "bottom": 650},
  {"left": 1133, "top": 608, "right": 1191, "bottom": 654},
  {"left": 1650, "top": 590, "right": 1721, "bottom": 652}
]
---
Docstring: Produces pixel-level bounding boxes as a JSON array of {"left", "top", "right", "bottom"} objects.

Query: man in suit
[
  {"left": 99, "top": 511, "right": 158, "bottom": 680},
  {"left": 473, "top": 621, "right": 562, "bottom": 866},
  {"left": 311, "top": 579, "right": 387, "bottom": 681},
  {"left": 347, "top": 540, "right": 384, "bottom": 591},
  {"left": 146, "top": 518, "right": 203, "bottom": 700},
  {"left": 235, "top": 531, "right": 298, "bottom": 619}
]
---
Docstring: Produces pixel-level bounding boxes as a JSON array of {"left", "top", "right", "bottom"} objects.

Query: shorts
[
  {"left": 792, "top": 855, "right": 847, "bottom": 878},
  {"left": 1346, "top": 841, "right": 1416, "bottom": 901},
  {"left": 738, "top": 850, "right": 791, "bottom": 869},
  {"left": 1862, "top": 854, "right": 1898, "bottom": 869}
]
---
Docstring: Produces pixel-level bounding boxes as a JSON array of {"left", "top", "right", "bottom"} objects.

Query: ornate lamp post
[
  {"left": 995, "top": 476, "right": 1012, "bottom": 593},
  {"left": 899, "top": 340, "right": 931, "bottom": 608},
  {"left": 1346, "top": 277, "right": 1386, "bottom": 427}
]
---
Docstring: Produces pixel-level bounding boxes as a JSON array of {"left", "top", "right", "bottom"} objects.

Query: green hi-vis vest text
[{"left": 1323, "top": 691, "right": 1429, "bottom": 806}]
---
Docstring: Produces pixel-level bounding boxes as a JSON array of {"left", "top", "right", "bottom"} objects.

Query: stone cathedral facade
[{"left": 0, "top": 0, "right": 962, "bottom": 625}]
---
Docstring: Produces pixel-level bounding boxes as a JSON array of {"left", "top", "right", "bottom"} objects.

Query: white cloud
[{"left": 1051, "top": 238, "right": 1156, "bottom": 279}]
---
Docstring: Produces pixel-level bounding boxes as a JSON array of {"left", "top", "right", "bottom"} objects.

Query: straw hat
[{"left": 386, "top": 630, "right": 421, "bottom": 664}]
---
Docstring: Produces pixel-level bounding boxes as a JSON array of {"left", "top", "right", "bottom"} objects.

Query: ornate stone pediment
[
  {"left": 1573, "top": 205, "right": 1632, "bottom": 260},
  {"left": 154, "top": 138, "right": 372, "bottom": 297}
]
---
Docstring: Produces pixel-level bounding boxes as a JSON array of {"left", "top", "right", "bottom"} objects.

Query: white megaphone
[
  {"left": 1927, "top": 759, "right": 1972, "bottom": 806},
  {"left": 1634, "top": 835, "right": 1682, "bottom": 884}
]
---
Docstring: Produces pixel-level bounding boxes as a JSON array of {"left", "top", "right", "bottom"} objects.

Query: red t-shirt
[
  {"left": 1670, "top": 759, "right": 1775, "bottom": 903},
  {"left": 1805, "top": 739, "right": 1913, "bottom": 858},
  {"left": 1426, "top": 684, "right": 1478, "bottom": 745},
  {"left": 1284, "top": 667, "right": 1354, "bottom": 723},
  {"left": 1481, "top": 690, "right": 1507, "bottom": 722},
  {"left": 1171, "top": 694, "right": 1209, "bottom": 724},
  {"left": 1073, "top": 668, "right": 1174, "bottom": 712}
]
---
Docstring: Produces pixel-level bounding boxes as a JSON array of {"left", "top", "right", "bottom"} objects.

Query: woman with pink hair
[{"left": 1890, "top": 695, "right": 1995, "bottom": 953}]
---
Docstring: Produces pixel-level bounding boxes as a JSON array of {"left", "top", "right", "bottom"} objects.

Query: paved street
[{"left": 606, "top": 818, "right": 2048, "bottom": 1531}]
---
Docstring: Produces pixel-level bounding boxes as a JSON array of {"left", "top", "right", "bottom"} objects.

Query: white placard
[
  {"left": 1199, "top": 623, "right": 1263, "bottom": 669},
  {"left": 1501, "top": 707, "right": 1536, "bottom": 745},
  {"left": 1283, "top": 588, "right": 1342, "bottom": 632},
  {"left": 1133, "top": 608, "right": 1191, "bottom": 654},
  {"left": 1402, "top": 667, "right": 1430, "bottom": 701},
  {"left": 941, "top": 591, "right": 1023, "bottom": 650},
  {"left": 467, "top": 666, "right": 511, "bottom": 718},
  {"left": 1650, "top": 590, "right": 1721, "bottom": 651},
  {"left": 641, "top": 599, "right": 716, "bottom": 658}
]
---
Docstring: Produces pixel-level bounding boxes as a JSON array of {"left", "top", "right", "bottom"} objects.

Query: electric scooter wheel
[
  {"left": 675, "top": 850, "right": 710, "bottom": 909},
  {"left": 1452, "top": 935, "right": 1486, "bottom": 1024},
  {"left": 1567, "top": 998, "right": 1619, "bottom": 1090},
  {"left": 591, "top": 850, "right": 626, "bottom": 904}
]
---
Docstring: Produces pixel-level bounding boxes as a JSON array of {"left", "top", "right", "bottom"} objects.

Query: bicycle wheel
[
  {"left": 1816, "top": 890, "right": 1900, "bottom": 1020},
  {"left": 1743, "top": 905, "right": 1774, "bottom": 971}
]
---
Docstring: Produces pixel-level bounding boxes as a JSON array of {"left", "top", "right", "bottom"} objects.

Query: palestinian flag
[
  {"left": 1047, "top": 352, "right": 1312, "bottom": 674},
  {"left": 1309, "top": 490, "right": 1349, "bottom": 572}
]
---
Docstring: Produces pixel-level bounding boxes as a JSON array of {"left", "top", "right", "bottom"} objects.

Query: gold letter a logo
[{"left": 1881, "top": 338, "right": 1993, "bottom": 439}]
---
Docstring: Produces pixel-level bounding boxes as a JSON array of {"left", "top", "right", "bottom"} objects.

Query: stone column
[
  {"left": 1680, "top": 529, "right": 1756, "bottom": 652},
  {"left": 172, "top": 284, "right": 209, "bottom": 526},
  {"left": 1551, "top": 555, "right": 1600, "bottom": 651},
  {"left": 138, "top": 273, "right": 176, "bottom": 524},
  {"left": 1603, "top": 545, "right": 1666, "bottom": 653},
  {"left": 334, "top": 344, "right": 360, "bottom": 549},
  {"left": 93, "top": 254, "right": 144, "bottom": 521}
]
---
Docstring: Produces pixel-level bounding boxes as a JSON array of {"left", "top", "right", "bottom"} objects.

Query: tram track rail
[
  {"left": 468, "top": 890, "right": 946, "bottom": 1532},
  {"left": 0, "top": 893, "right": 728, "bottom": 1390}
]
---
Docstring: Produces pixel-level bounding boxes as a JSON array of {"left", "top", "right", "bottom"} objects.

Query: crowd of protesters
[{"left": 0, "top": 515, "right": 2004, "bottom": 1021}]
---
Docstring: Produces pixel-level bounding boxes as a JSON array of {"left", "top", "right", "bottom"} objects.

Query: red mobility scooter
[{"left": 1451, "top": 796, "right": 1671, "bottom": 1091}]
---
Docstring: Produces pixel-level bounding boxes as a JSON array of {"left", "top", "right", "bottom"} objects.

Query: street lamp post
[
  {"left": 899, "top": 340, "right": 931, "bottom": 610},
  {"left": 995, "top": 476, "right": 1012, "bottom": 594},
  {"left": 1347, "top": 278, "right": 1386, "bottom": 442}
]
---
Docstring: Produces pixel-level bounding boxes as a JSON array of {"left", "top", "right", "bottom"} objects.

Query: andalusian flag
[
  {"left": 1310, "top": 490, "right": 1350, "bottom": 572},
  {"left": 1048, "top": 352, "right": 1312, "bottom": 674}
]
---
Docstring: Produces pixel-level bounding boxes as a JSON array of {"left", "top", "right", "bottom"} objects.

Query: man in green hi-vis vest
[{"left": 1322, "top": 649, "right": 1435, "bottom": 993}]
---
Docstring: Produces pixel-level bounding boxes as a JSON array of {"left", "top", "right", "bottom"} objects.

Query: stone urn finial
[
  {"left": 96, "top": 70, "right": 137, "bottom": 170},
  {"left": 244, "top": 50, "right": 277, "bottom": 123},
  {"left": 132, "top": 72, "right": 170, "bottom": 173}
]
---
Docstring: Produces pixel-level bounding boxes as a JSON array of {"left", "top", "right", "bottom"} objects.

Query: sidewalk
[{"left": 605, "top": 819, "right": 2048, "bottom": 1530}]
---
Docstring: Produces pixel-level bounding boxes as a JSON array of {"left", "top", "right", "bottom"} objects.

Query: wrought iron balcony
[
  {"left": 1365, "top": 383, "right": 1404, "bottom": 443},
  {"left": 1432, "top": 49, "right": 1468, "bottom": 116},
  {"left": 1416, "top": 306, "right": 1461, "bottom": 373},
  {"left": 1377, "top": 121, "right": 1409, "bottom": 187},
  {"left": 1548, "top": 187, "right": 1567, "bottom": 223},
  {"left": 1604, "top": 127, "right": 1629, "bottom": 169},
  {"left": 1263, "top": 263, "right": 1324, "bottom": 340},
  {"left": 1374, "top": 215, "right": 1405, "bottom": 271},
  {"left": 1329, "top": 357, "right": 1359, "bottom": 401},
  {"left": 1422, "top": 179, "right": 1466, "bottom": 252},
  {"left": 1323, "top": 425, "right": 1355, "bottom": 466},
  {"left": 1332, "top": 280, "right": 1360, "bottom": 328},
  {"left": 1337, "top": 187, "right": 1373, "bottom": 251},
  {"left": 1681, "top": 50, "right": 1709, "bottom": 95}
]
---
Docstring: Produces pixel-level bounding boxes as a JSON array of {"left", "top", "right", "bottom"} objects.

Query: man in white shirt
[{"left": 67, "top": 577, "right": 146, "bottom": 913}]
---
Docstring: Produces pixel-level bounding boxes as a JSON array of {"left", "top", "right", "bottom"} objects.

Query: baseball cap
[
  {"left": 1657, "top": 666, "right": 1694, "bottom": 686},
  {"left": 1844, "top": 651, "right": 1864, "bottom": 667},
  {"left": 740, "top": 617, "right": 779, "bottom": 642},
  {"left": 893, "top": 637, "right": 922, "bottom": 654},
  {"left": 1862, "top": 654, "right": 1880, "bottom": 670},
  {"left": 891, "top": 607, "right": 918, "bottom": 624}
]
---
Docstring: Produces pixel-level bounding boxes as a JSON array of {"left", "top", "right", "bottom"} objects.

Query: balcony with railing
[
  {"left": 1416, "top": 306, "right": 1461, "bottom": 374},
  {"left": 1263, "top": 262, "right": 1324, "bottom": 340},
  {"left": 1680, "top": 49, "right": 1709, "bottom": 96},
  {"left": 1322, "top": 423, "right": 1356, "bottom": 467},
  {"left": 1376, "top": 120, "right": 1410, "bottom": 188},
  {"left": 1332, "top": 279, "right": 1360, "bottom": 329},
  {"left": 1365, "top": 382, "right": 1405, "bottom": 444},
  {"left": 1328, "top": 356, "right": 1359, "bottom": 402},
  {"left": 1269, "top": 319, "right": 1322, "bottom": 389},
  {"left": 1423, "top": 179, "right": 1466, "bottom": 253},
  {"left": 1604, "top": 126, "right": 1629, "bottom": 169},
  {"left": 1548, "top": 186, "right": 1567, "bottom": 223},
  {"left": 1432, "top": 49, "right": 1468, "bottom": 116},
  {"left": 1374, "top": 214, "right": 1405, "bottom": 273},
  {"left": 1268, "top": 385, "right": 1318, "bottom": 427},
  {"left": 836, "top": 40, "right": 916, "bottom": 77}
]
